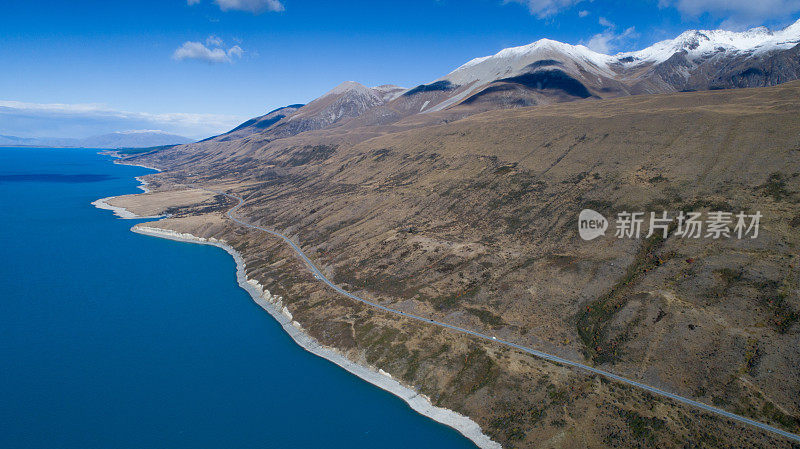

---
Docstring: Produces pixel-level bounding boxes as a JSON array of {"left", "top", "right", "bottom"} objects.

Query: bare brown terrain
[{"left": 112, "top": 82, "right": 800, "bottom": 448}]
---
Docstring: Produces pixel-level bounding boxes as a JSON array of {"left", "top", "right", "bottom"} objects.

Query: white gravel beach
[
  {"left": 90, "top": 197, "right": 143, "bottom": 219},
  {"left": 90, "top": 196, "right": 164, "bottom": 220}
]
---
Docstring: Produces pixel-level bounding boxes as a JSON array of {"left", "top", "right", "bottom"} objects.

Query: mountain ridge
[
  {"left": 425, "top": 18, "right": 800, "bottom": 111},
  {"left": 202, "top": 18, "right": 800, "bottom": 147}
]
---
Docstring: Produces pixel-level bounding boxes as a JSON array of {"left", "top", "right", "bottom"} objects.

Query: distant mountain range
[
  {"left": 0, "top": 130, "right": 193, "bottom": 148},
  {"left": 212, "top": 19, "right": 800, "bottom": 144}
]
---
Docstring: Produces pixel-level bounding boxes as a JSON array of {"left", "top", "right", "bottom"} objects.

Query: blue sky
[{"left": 2, "top": 0, "right": 799, "bottom": 139}]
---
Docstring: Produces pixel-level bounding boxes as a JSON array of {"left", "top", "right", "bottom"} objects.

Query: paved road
[{"left": 214, "top": 189, "right": 800, "bottom": 443}]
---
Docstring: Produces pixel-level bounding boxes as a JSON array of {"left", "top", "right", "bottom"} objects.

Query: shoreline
[
  {"left": 90, "top": 196, "right": 164, "bottom": 220},
  {"left": 131, "top": 225, "right": 501, "bottom": 449},
  {"left": 90, "top": 160, "right": 501, "bottom": 448},
  {"left": 90, "top": 167, "right": 163, "bottom": 219},
  {"left": 134, "top": 176, "right": 151, "bottom": 193},
  {"left": 118, "top": 161, "right": 162, "bottom": 172},
  {"left": 91, "top": 197, "right": 143, "bottom": 219}
]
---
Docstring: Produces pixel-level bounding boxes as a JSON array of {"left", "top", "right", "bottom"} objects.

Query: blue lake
[{"left": 0, "top": 147, "right": 476, "bottom": 448}]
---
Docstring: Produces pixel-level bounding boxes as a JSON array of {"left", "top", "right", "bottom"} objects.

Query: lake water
[{"left": 0, "top": 147, "right": 476, "bottom": 448}]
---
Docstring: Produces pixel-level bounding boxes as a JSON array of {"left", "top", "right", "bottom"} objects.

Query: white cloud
[
  {"left": 581, "top": 16, "right": 639, "bottom": 54},
  {"left": 585, "top": 26, "right": 638, "bottom": 54},
  {"left": 0, "top": 100, "right": 109, "bottom": 114},
  {"left": 186, "top": 0, "right": 284, "bottom": 14},
  {"left": 598, "top": 16, "right": 614, "bottom": 27},
  {"left": 504, "top": 0, "right": 583, "bottom": 18},
  {"left": 172, "top": 42, "right": 228, "bottom": 63},
  {"left": 0, "top": 100, "right": 245, "bottom": 140},
  {"left": 658, "top": 0, "right": 800, "bottom": 28},
  {"left": 172, "top": 37, "right": 244, "bottom": 64},
  {"left": 227, "top": 45, "right": 243, "bottom": 58},
  {"left": 205, "top": 35, "right": 223, "bottom": 47},
  {"left": 508, "top": 0, "right": 800, "bottom": 25},
  {"left": 214, "top": 0, "right": 285, "bottom": 14}
]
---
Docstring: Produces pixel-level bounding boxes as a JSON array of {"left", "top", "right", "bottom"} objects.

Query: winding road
[{"left": 213, "top": 188, "right": 800, "bottom": 444}]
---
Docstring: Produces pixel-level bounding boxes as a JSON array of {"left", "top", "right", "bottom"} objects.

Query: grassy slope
[{"left": 128, "top": 82, "right": 800, "bottom": 448}]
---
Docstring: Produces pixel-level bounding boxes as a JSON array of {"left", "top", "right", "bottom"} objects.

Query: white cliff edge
[{"left": 131, "top": 224, "right": 502, "bottom": 449}]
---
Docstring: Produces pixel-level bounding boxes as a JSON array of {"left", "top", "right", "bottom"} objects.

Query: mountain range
[
  {"left": 212, "top": 19, "right": 800, "bottom": 144},
  {"left": 0, "top": 130, "right": 193, "bottom": 149}
]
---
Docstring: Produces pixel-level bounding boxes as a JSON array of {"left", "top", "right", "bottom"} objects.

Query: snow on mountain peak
[
  {"left": 321, "top": 81, "right": 374, "bottom": 98},
  {"left": 617, "top": 19, "right": 800, "bottom": 64},
  {"left": 450, "top": 18, "right": 800, "bottom": 78},
  {"left": 459, "top": 38, "right": 605, "bottom": 70},
  {"left": 786, "top": 17, "right": 800, "bottom": 33},
  {"left": 444, "top": 38, "right": 613, "bottom": 88},
  {"left": 417, "top": 18, "right": 799, "bottom": 113}
]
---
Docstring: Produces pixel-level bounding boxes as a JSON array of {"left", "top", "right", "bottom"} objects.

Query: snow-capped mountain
[
  {"left": 619, "top": 20, "right": 800, "bottom": 65},
  {"left": 205, "top": 19, "right": 800, "bottom": 146},
  {"left": 615, "top": 20, "right": 800, "bottom": 93},
  {"left": 402, "top": 18, "right": 800, "bottom": 112},
  {"left": 421, "top": 38, "right": 622, "bottom": 112}
]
